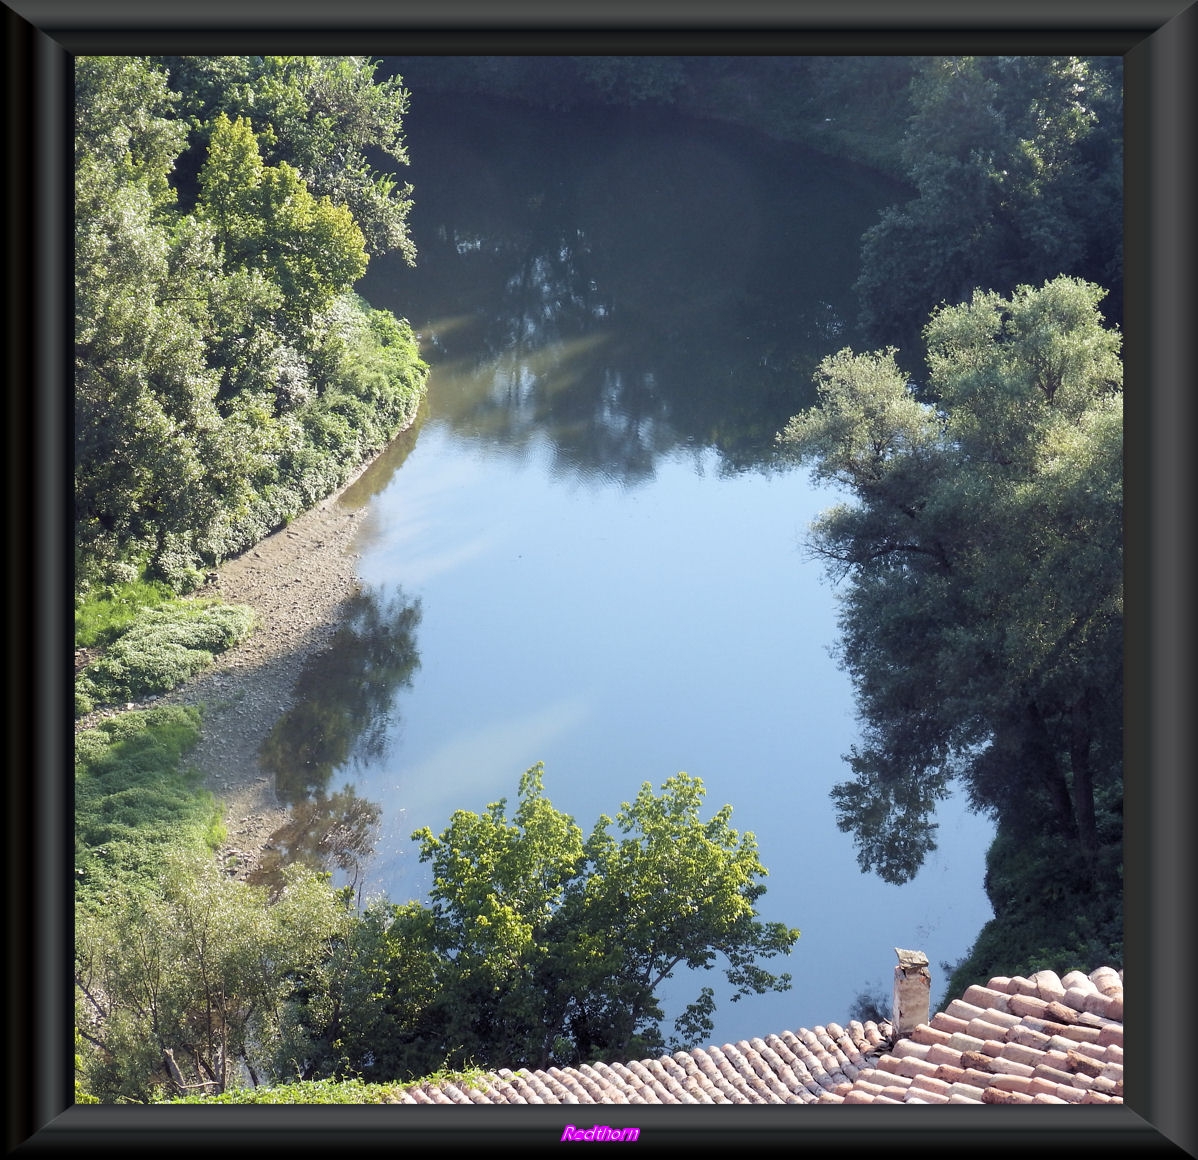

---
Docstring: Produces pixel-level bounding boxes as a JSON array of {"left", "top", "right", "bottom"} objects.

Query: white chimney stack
[{"left": 892, "top": 948, "right": 931, "bottom": 1037}]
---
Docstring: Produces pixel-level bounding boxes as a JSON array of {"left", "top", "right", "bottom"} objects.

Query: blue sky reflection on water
[{"left": 338, "top": 417, "right": 995, "bottom": 1044}]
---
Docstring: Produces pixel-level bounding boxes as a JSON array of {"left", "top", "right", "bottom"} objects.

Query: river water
[{"left": 266, "top": 90, "right": 995, "bottom": 1046}]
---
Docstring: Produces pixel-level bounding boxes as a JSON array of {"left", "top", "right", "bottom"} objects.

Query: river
[{"left": 265, "top": 88, "right": 995, "bottom": 1046}]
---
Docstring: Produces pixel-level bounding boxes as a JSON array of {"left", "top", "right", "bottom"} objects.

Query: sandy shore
[{"left": 77, "top": 459, "right": 381, "bottom": 881}]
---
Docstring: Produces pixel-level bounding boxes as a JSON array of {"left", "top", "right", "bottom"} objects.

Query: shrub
[{"left": 76, "top": 601, "right": 254, "bottom": 714}]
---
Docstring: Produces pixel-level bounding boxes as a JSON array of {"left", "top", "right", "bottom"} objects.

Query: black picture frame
[{"left": 7, "top": 1, "right": 1194, "bottom": 1154}]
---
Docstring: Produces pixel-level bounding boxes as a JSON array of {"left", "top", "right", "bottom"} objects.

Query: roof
[{"left": 386, "top": 966, "right": 1123, "bottom": 1106}]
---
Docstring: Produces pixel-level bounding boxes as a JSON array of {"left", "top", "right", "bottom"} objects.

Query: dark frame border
[{"left": 7, "top": 1, "right": 1194, "bottom": 1154}]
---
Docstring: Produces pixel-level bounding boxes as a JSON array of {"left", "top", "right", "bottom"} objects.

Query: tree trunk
[
  {"left": 1026, "top": 700, "right": 1076, "bottom": 839},
  {"left": 1069, "top": 690, "right": 1098, "bottom": 870},
  {"left": 163, "top": 1047, "right": 187, "bottom": 1094}
]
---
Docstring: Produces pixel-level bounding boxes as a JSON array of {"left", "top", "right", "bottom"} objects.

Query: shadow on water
[
  {"left": 356, "top": 95, "right": 903, "bottom": 482},
  {"left": 252, "top": 586, "right": 422, "bottom": 893}
]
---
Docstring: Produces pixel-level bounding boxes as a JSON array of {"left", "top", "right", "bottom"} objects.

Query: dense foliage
[
  {"left": 854, "top": 57, "right": 1122, "bottom": 362},
  {"left": 279, "top": 766, "right": 798, "bottom": 1082},
  {"left": 157, "top": 54, "right": 417, "bottom": 261},
  {"left": 167, "top": 1076, "right": 476, "bottom": 1104},
  {"left": 74, "top": 768, "right": 798, "bottom": 1100},
  {"left": 75, "top": 599, "right": 254, "bottom": 716},
  {"left": 76, "top": 854, "right": 347, "bottom": 1102},
  {"left": 778, "top": 275, "right": 1122, "bottom": 982},
  {"left": 74, "top": 55, "right": 427, "bottom": 598}
]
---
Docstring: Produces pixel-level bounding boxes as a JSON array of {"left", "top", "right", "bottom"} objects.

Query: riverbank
[{"left": 141, "top": 462, "right": 378, "bottom": 880}]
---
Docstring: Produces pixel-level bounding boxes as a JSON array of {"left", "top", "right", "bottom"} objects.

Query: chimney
[{"left": 891, "top": 948, "right": 930, "bottom": 1037}]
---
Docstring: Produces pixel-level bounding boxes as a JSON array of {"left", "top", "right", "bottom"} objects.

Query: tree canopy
[
  {"left": 76, "top": 766, "right": 799, "bottom": 1097},
  {"left": 778, "top": 276, "right": 1122, "bottom": 898},
  {"left": 156, "top": 54, "right": 417, "bottom": 261},
  {"left": 76, "top": 853, "right": 348, "bottom": 1103},
  {"left": 282, "top": 766, "right": 799, "bottom": 1080},
  {"left": 854, "top": 57, "right": 1122, "bottom": 361},
  {"left": 74, "top": 55, "right": 426, "bottom": 597}
]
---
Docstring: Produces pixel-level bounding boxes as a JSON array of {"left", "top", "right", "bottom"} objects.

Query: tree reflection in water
[
  {"left": 255, "top": 586, "right": 421, "bottom": 894},
  {"left": 248, "top": 788, "right": 381, "bottom": 901}
]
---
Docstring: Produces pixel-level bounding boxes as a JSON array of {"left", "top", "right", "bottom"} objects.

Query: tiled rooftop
[{"left": 386, "top": 966, "right": 1123, "bottom": 1106}]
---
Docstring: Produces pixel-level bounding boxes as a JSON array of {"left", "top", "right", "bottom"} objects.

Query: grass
[
  {"left": 75, "top": 704, "right": 226, "bottom": 910},
  {"left": 75, "top": 575, "right": 178, "bottom": 648}
]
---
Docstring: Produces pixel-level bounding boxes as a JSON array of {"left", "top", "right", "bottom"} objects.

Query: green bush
[
  {"left": 76, "top": 601, "right": 254, "bottom": 714},
  {"left": 169, "top": 1078, "right": 387, "bottom": 1105},
  {"left": 165, "top": 1069, "right": 489, "bottom": 1105},
  {"left": 940, "top": 813, "right": 1123, "bottom": 1004}
]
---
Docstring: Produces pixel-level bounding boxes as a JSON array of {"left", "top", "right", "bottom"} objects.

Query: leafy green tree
[
  {"left": 777, "top": 276, "right": 1122, "bottom": 889},
  {"left": 74, "top": 56, "right": 232, "bottom": 593},
  {"left": 288, "top": 766, "right": 799, "bottom": 1079},
  {"left": 197, "top": 112, "right": 368, "bottom": 330},
  {"left": 545, "top": 771, "right": 799, "bottom": 1062},
  {"left": 855, "top": 56, "right": 1122, "bottom": 361},
  {"left": 271, "top": 897, "right": 443, "bottom": 1085},
  {"left": 75, "top": 56, "right": 426, "bottom": 594},
  {"left": 75, "top": 854, "right": 348, "bottom": 1102},
  {"left": 157, "top": 55, "right": 416, "bottom": 261}
]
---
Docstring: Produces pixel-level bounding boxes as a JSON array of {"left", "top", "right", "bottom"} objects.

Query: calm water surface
[{"left": 267, "top": 92, "right": 995, "bottom": 1044}]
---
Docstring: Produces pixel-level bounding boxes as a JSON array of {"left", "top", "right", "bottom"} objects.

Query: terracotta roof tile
[
  {"left": 391, "top": 964, "right": 1124, "bottom": 1107},
  {"left": 932, "top": 1013, "right": 971, "bottom": 1036},
  {"left": 989, "top": 1073, "right": 1033, "bottom": 1095},
  {"left": 1030, "top": 970, "right": 1067, "bottom": 1001},
  {"left": 1006, "top": 1024, "right": 1053, "bottom": 1050},
  {"left": 909, "top": 1074, "right": 953, "bottom": 1098},
  {"left": 841, "top": 1088, "right": 875, "bottom": 1104},
  {"left": 932, "top": 1063, "right": 968, "bottom": 1084},
  {"left": 982, "top": 1085, "right": 1036, "bottom": 1104}
]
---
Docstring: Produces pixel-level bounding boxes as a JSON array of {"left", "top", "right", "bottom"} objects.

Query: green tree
[
  {"left": 777, "top": 276, "right": 1122, "bottom": 889},
  {"left": 544, "top": 771, "right": 800, "bottom": 1063},
  {"left": 74, "top": 56, "right": 426, "bottom": 594},
  {"left": 157, "top": 55, "right": 416, "bottom": 261},
  {"left": 74, "top": 56, "right": 233, "bottom": 593},
  {"left": 271, "top": 897, "right": 443, "bottom": 1085},
  {"left": 75, "top": 854, "right": 348, "bottom": 1102},
  {"left": 197, "top": 112, "right": 368, "bottom": 330},
  {"left": 855, "top": 56, "right": 1122, "bottom": 361},
  {"left": 288, "top": 766, "right": 799, "bottom": 1079}
]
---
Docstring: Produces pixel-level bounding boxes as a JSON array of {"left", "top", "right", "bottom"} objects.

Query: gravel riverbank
[{"left": 78, "top": 459, "right": 381, "bottom": 882}]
